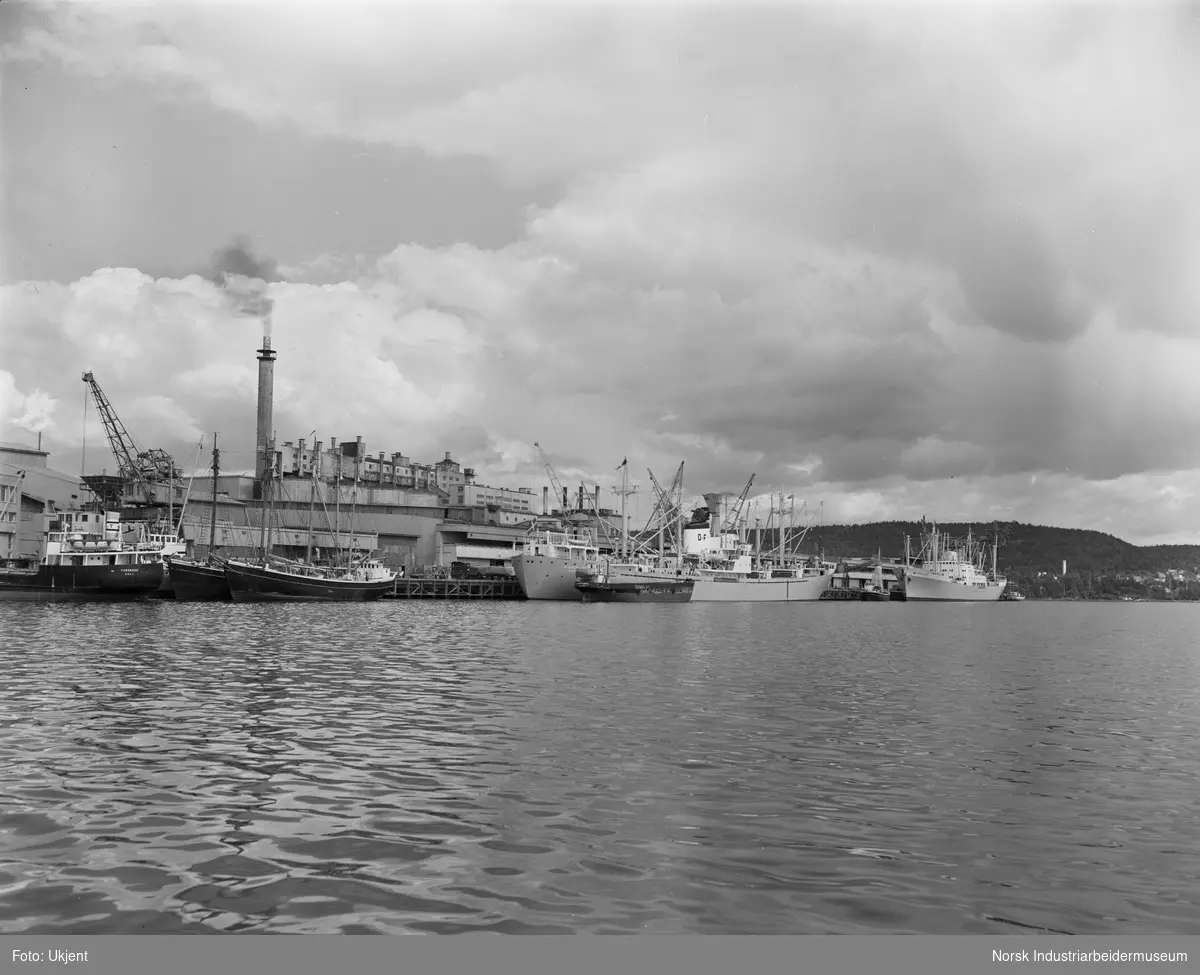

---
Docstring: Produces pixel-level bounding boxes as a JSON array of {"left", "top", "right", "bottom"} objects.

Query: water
[{"left": 1, "top": 601, "right": 1197, "bottom": 935}]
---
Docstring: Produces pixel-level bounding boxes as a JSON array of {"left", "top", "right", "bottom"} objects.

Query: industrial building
[
  {"left": 0, "top": 441, "right": 93, "bottom": 559},
  {"left": 6, "top": 325, "right": 624, "bottom": 575}
]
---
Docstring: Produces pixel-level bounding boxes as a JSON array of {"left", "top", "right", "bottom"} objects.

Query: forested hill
[{"left": 775, "top": 521, "right": 1200, "bottom": 574}]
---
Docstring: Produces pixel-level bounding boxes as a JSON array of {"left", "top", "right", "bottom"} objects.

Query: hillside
[{"left": 750, "top": 520, "right": 1200, "bottom": 575}]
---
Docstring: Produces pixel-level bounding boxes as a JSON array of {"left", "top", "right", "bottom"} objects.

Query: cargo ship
[
  {"left": 0, "top": 508, "right": 166, "bottom": 601},
  {"left": 690, "top": 548, "right": 834, "bottom": 602},
  {"left": 512, "top": 526, "right": 602, "bottom": 600},
  {"left": 902, "top": 523, "right": 1007, "bottom": 601}
]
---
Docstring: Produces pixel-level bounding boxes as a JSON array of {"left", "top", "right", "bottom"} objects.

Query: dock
[{"left": 384, "top": 577, "right": 526, "bottom": 600}]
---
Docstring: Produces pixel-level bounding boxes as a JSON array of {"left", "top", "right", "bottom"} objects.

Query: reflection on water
[{"left": 1, "top": 601, "right": 1198, "bottom": 934}]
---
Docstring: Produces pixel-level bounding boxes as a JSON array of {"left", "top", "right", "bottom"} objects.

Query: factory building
[{"left": 0, "top": 442, "right": 94, "bottom": 559}]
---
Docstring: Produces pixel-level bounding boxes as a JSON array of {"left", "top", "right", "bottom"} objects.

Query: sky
[{"left": 1, "top": 0, "right": 1199, "bottom": 545}]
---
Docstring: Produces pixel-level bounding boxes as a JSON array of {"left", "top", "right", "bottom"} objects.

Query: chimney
[
  {"left": 313, "top": 441, "right": 322, "bottom": 479},
  {"left": 254, "top": 335, "right": 277, "bottom": 482},
  {"left": 594, "top": 485, "right": 600, "bottom": 508},
  {"left": 356, "top": 436, "right": 364, "bottom": 480},
  {"left": 445, "top": 451, "right": 451, "bottom": 462},
  {"left": 298, "top": 438, "right": 306, "bottom": 476},
  {"left": 542, "top": 486, "right": 549, "bottom": 514}
]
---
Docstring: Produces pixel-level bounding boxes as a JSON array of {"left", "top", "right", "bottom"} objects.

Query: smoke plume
[{"left": 208, "top": 235, "right": 280, "bottom": 336}]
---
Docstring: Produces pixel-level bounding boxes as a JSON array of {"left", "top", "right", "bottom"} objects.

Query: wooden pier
[{"left": 384, "top": 578, "right": 526, "bottom": 600}]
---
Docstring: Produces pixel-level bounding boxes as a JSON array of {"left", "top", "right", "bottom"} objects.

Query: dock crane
[
  {"left": 721, "top": 473, "right": 756, "bottom": 537},
  {"left": 642, "top": 462, "right": 685, "bottom": 549},
  {"left": 533, "top": 441, "right": 572, "bottom": 515},
  {"left": 81, "top": 371, "right": 177, "bottom": 507}
]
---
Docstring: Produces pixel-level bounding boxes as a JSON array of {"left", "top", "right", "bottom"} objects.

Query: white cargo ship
[{"left": 902, "top": 523, "right": 1007, "bottom": 601}]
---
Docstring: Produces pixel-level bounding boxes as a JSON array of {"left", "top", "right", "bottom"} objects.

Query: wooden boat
[
  {"left": 166, "top": 555, "right": 231, "bottom": 601},
  {"left": 165, "top": 434, "right": 232, "bottom": 601},
  {"left": 223, "top": 555, "right": 396, "bottom": 602},
  {"left": 222, "top": 438, "right": 397, "bottom": 602}
]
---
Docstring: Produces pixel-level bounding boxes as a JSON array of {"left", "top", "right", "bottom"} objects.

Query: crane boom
[
  {"left": 722, "top": 473, "right": 756, "bottom": 535},
  {"left": 82, "top": 371, "right": 175, "bottom": 505},
  {"left": 533, "top": 442, "right": 570, "bottom": 515}
]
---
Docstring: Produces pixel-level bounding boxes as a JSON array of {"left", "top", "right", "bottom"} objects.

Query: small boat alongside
[
  {"left": 576, "top": 553, "right": 696, "bottom": 602},
  {"left": 576, "top": 577, "right": 695, "bottom": 602}
]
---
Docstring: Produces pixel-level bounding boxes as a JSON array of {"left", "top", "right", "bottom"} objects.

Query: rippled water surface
[{"left": 1, "top": 601, "right": 1198, "bottom": 935}]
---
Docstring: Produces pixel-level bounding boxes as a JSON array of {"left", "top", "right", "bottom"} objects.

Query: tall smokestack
[
  {"left": 255, "top": 335, "right": 276, "bottom": 482},
  {"left": 543, "top": 486, "right": 549, "bottom": 514}
]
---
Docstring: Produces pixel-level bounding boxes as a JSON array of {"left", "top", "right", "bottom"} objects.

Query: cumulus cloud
[{"left": 0, "top": 371, "right": 57, "bottom": 435}]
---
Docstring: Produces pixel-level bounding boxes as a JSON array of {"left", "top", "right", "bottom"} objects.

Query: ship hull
[
  {"left": 576, "top": 580, "right": 694, "bottom": 603},
  {"left": 821, "top": 587, "right": 892, "bottom": 602},
  {"left": 167, "top": 558, "right": 232, "bottom": 602},
  {"left": 690, "top": 573, "right": 832, "bottom": 602},
  {"left": 224, "top": 560, "right": 396, "bottom": 602},
  {"left": 904, "top": 572, "right": 1006, "bottom": 602},
  {"left": 512, "top": 554, "right": 597, "bottom": 601},
  {"left": 0, "top": 562, "right": 164, "bottom": 601}
]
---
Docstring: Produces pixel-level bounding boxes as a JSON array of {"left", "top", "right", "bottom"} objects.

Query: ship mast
[
  {"left": 676, "top": 465, "right": 684, "bottom": 567},
  {"left": 306, "top": 440, "right": 319, "bottom": 564},
  {"left": 208, "top": 433, "right": 219, "bottom": 560},
  {"left": 258, "top": 437, "right": 276, "bottom": 564}
]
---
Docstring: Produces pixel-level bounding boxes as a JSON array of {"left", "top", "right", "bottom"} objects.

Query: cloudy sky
[{"left": 2, "top": 0, "right": 1198, "bottom": 545}]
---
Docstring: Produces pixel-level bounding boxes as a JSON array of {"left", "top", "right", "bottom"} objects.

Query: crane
[
  {"left": 532, "top": 441, "right": 571, "bottom": 515},
  {"left": 82, "top": 371, "right": 177, "bottom": 506},
  {"left": 642, "top": 462, "right": 684, "bottom": 545},
  {"left": 721, "top": 473, "right": 756, "bottom": 537}
]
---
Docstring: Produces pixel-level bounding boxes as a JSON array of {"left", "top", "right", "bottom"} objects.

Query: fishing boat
[
  {"left": 0, "top": 505, "right": 166, "bottom": 601},
  {"left": 222, "top": 437, "right": 397, "bottom": 602},
  {"left": 902, "top": 522, "right": 1007, "bottom": 601},
  {"left": 165, "top": 433, "right": 231, "bottom": 601},
  {"left": 222, "top": 554, "right": 397, "bottom": 602}
]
